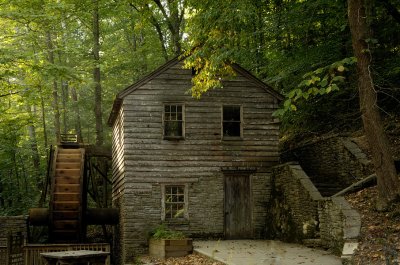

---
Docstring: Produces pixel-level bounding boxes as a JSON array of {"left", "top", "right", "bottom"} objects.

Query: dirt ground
[
  {"left": 137, "top": 253, "right": 224, "bottom": 265},
  {"left": 346, "top": 186, "right": 400, "bottom": 265}
]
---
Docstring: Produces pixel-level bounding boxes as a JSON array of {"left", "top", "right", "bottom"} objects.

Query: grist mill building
[{"left": 108, "top": 57, "right": 283, "bottom": 263}]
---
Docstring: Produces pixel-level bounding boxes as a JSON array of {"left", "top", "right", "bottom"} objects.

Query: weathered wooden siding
[
  {"left": 112, "top": 109, "right": 125, "bottom": 198},
  {"left": 113, "top": 60, "right": 280, "bottom": 261},
  {"left": 122, "top": 62, "right": 279, "bottom": 180},
  {"left": 111, "top": 109, "right": 126, "bottom": 265}
]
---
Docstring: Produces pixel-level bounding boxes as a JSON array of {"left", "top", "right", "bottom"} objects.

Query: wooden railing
[
  {"left": 24, "top": 243, "right": 110, "bottom": 265},
  {"left": 60, "top": 134, "right": 78, "bottom": 144}
]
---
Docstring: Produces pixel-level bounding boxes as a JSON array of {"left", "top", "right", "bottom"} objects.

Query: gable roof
[{"left": 107, "top": 56, "right": 283, "bottom": 126}]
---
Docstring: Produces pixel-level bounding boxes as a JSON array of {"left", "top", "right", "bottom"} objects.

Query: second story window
[
  {"left": 163, "top": 104, "right": 184, "bottom": 139},
  {"left": 222, "top": 105, "right": 242, "bottom": 138}
]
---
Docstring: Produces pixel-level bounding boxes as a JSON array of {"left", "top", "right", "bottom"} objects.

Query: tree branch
[
  {"left": 0, "top": 91, "right": 19, "bottom": 97},
  {"left": 129, "top": 2, "right": 169, "bottom": 61}
]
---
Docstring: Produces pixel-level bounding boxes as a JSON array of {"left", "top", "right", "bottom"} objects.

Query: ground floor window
[{"left": 161, "top": 184, "right": 188, "bottom": 220}]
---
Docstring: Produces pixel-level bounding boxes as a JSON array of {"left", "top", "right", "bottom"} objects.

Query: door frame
[{"left": 223, "top": 171, "right": 253, "bottom": 239}]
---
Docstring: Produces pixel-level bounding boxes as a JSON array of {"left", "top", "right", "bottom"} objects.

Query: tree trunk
[
  {"left": 40, "top": 91, "right": 48, "bottom": 149},
  {"left": 93, "top": 0, "right": 103, "bottom": 146},
  {"left": 71, "top": 87, "right": 83, "bottom": 143},
  {"left": 46, "top": 31, "right": 61, "bottom": 143},
  {"left": 348, "top": 0, "right": 400, "bottom": 209},
  {"left": 26, "top": 104, "right": 41, "bottom": 176},
  {"left": 152, "top": 0, "right": 183, "bottom": 55},
  {"left": 61, "top": 81, "right": 68, "bottom": 135},
  {"left": 130, "top": 3, "right": 169, "bottom": 62}
]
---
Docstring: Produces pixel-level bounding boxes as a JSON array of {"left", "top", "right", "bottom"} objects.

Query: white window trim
[{"left": 161, "top": 183, "right": 189, "bottom": 221}]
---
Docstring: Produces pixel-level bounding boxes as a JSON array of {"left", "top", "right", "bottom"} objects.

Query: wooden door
[{"left": 224, "top": 173, "right": 252, "bottom": 239}]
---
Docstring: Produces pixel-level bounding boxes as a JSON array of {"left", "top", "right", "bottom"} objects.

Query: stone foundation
[{"left": 0, "top": 216, "right": 27, "bottom": 265}]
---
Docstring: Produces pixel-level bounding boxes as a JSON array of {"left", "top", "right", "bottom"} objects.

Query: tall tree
[
  {"left": 348, "top": 0, "right": 400, "bottom": 209},
  {"left": 46, "top": 31, "right": 61, "bottom": 143},
  {"left": 93, "top": 0, "right": 104, "bottom": 146},
  {"left": 130, "top": 0, "right": 186, "bottom": 57},
  {"left": 71, "top": 87, "right": 83, "bottom": 143}
]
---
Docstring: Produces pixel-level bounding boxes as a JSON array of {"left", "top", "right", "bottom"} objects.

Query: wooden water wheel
[
  {"left": 28, "top": 135, "right": 118, "bottom": 243},
  {"left": 50, "top": 147, "right": 85, "bottom": 242}
]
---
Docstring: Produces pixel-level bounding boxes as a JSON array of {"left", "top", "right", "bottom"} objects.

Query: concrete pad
[{"left": 194, "top": 240, "right": 342, "bottom": 265}]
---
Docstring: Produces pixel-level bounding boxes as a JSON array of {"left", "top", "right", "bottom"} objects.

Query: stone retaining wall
[
  {"left": 266, "top": 163, "right": 322, "bottom": 242},
  {"left": 0, "top": 216, "right": 27, "bottom": 265},
  {"left": 281, "top": 136, "right": 373, "bottom": 195},
  {"left": 319, "top": 197, "right": 360, "bottom": 255},
  {"left": 0, "top": 216, "right": 27, "bottom": 246},
  {"left": 268, "top": 163, "right": 360, "bottom": 260}
]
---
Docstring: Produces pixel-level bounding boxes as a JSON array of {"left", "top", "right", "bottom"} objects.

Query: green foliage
[
  {"left": 184, "top": 0, "right": 263, "bottom": 97},
  {"left": 0, "top": 0, "right": 399, "bottom": 215},
  {"left": 150, "top": 224, "right": 186, "bottom": 240},
  {"left": 274, "top": 57, "right": 357, "bottom": 117}
]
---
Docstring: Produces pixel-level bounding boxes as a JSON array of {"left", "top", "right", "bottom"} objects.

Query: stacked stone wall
[
  {"left": 117, "top": 171, "right": 272, "bottom": 262},
  {"left": 319, "top": 197, "right": 360, "bottom": 255},
  {"left": 0, "top": 216, "right": 27, "bottom": 265},
  {"left": 268, "top": 163, "right": 361, "bottom": 259},
  {"left": 0, "top": 216, "right": 27, "bottom": 246},
  {"left": 282, "top": 136, "right": 373, "bottom": 195},
  {"left": 267, "top": 163, "right": 322, "bottom": 242},
  {"left": 252, "top": 172, "right": 272, "bottom": 238}
]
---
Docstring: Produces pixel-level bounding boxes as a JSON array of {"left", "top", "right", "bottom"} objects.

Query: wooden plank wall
[
  {"left": 112, "top": 60, "right": 281, "bottom": 258},
  {"left": 112, "top": 110, "right": 125, "bottom": 198},
  {"left": 121, "top": 61, "right": 280, "bottom": 185}
]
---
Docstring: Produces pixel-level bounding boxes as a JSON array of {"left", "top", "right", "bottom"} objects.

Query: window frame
[
  {"left": 221, "top": 104, "right": 243, "bottom": 140},
  {"left": 161, "top": 184, "right": 189, "bottom": 221},
  {"left": 162, "top": 103, "right": 185, "bottom": 140}
]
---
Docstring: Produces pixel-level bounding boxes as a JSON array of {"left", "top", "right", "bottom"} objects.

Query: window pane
[
  {"left": 165, "top": 121, "right": 183, "bottom": 137},
  {"left": 223, "top": 122, "right": 241, "bottom": 137},
  {"left": 223, "top": 106, "right": 241, "bottom": 137},
  {"left": 165, "top": 112, "right": 171, "bottom": 121},
  {"left": 223, "top": 106, "right": 240, "bottom": 121},
  {"left": 164, "top": 104, "right": 184, "bottom": 138},
  {"left": 165, "top": 185, "right": 186, "bottom": 220}
]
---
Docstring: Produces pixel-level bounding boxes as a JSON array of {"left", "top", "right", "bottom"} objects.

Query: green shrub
[{"left": 150, "top": 224, "right": 185, "bottom": 239}]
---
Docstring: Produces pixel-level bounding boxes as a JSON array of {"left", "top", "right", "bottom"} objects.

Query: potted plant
[{"left": 148, "top": 224, "right": 193, "bottom": 258}]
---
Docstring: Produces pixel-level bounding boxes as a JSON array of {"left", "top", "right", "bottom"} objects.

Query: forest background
[{"left": 0, "top": 0, "right": 399, "bottom": 215}]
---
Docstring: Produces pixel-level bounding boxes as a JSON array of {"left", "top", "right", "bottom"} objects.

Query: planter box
[{"left": 149, "top": 239, "right": 193, "bottom": 258}]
